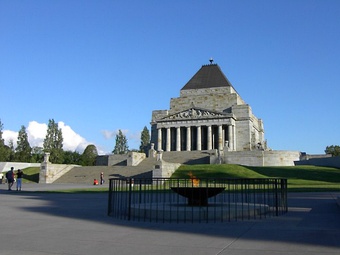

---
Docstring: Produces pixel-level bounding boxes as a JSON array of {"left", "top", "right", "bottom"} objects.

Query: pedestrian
[
  {"left": 5, "top": 167, "right": 14, "bottom": 191},
  {"left": 16, "top": 169, "right": 24, "bottom": 191},
  {"left": 100, "top": 172, "right": 104, "bottom": 185}
]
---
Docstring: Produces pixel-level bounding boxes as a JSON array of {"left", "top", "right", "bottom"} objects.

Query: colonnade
[{"left": 157, "top": 124, "right": 235, "bottom": 152}]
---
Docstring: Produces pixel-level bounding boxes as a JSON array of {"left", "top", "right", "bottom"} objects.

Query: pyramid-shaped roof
[{"left": 181, "top": 64, "right": 234, "bottom": 90}]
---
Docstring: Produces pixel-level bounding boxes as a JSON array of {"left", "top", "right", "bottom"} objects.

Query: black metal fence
[{"left": 108, "top": 178, "right": 288, "bottom": 223}]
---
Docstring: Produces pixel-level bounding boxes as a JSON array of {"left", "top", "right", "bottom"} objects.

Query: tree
[
  {"left": 7, "top": 139, "right": 15, "bottom": 162},
  {"left": 0, "top": 119, "right": 10, "bottom": 161},
  {"left": 63, "top": 150, "right": 82, "bottom": 165},
  {"left": 15, "top": 125, "right": 32, "bottom": 162},
  {"left": 43, "top": 119, "right": 64, "bottom": 163},
  {"left": 81, "top": 144, "right": 98, "bottom": 166},
  {"left": 112, "top": 130, "right": 129, "bottom": 154},
  {"left": 139, "top": 126, "right": 150, "bottom": 153},
  {"left": 31, "top": 146, "right": 44, "bottom": 163},
  {"left": 0, "top": 119, "right": 6, "bottom": 160},
  {"left": 325, "top": 145, "right": 340, "bottom": 157}
]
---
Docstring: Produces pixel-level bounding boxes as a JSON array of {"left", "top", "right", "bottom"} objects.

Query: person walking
[
  {"left": 16, "top": 169, "right": 24, "bottom": 191},
  {"left": 100, "top": 172, "right": 104, "bottom": 185},
  {"left": 5, "top": 167, "right": 14, "bottom": 191}
]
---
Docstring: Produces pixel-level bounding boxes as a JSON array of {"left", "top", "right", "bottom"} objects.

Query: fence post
[
  {"left": 128, "top": 178, "right": 132, "bottom": 220},
  {"left": 107, "top": 179, "right": 112, "bottom": 216},
  {"left": 274, "top": 179, "right": 279, "bottom": 216}
]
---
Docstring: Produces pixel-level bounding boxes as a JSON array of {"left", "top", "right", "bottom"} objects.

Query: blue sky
[{"left": 1, "top": 0, "right": 339, "bottom": 155}]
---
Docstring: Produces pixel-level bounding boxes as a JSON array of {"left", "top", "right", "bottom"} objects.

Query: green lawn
[
  {"left": 21, "top": 167, "right": 40, "bottom": 183},
  {"left": 171, "top": 164, "right": 340, "bottom": 192},
  {"left": 17, "top": 164, "right": 340, "bottom": 192}
]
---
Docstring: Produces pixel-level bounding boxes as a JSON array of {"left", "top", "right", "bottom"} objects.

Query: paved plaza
[{"left": 0, "top": 183, "right": 340, "bottom": 255}]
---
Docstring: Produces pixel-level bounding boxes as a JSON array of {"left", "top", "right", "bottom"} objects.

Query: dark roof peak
[
  {"left": 181, "top": 63, "right": 234, "bottom": 90},
  {"left": 202, "top": 63, "right": 218, "bottom": 67}
]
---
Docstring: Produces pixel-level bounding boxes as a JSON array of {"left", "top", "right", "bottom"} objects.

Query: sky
[{"left": 1, "top": 0, "right": 339, "bottom": 155}]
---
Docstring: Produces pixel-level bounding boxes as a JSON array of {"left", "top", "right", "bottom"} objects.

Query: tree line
[
  {"left": 0, "top": 119, "right": 151, "bottom": 165},
  {"left": 325, "top": 145, "right": 340, "bottom": 157}
]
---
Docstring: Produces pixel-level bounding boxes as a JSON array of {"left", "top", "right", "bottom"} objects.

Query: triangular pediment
[{"left": 161, "top": 108, "right": 227, "bottom": 121}]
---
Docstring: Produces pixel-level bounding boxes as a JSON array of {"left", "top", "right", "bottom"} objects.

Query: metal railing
[{"left": 108, "top": 178, "right": 288, "bottom": 223}]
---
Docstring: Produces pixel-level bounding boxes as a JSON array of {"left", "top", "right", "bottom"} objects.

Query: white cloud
[
  {"left": 101, "top": 129, "right": 141, "bottom": 150},
  {"left": 58, "top": 121, "right": 89, "bottom": 152},
  {"left": 27, "top": 121, "right": 47, "bottom": 148},
  {"left": 101, "top": 130, "right": 117, "bottom": 140},
  {"left": 3, "top": 122, "right": 141, "bottom": 154},
  {"left": 3, "top": 130, "right": 18, "bottom": 147},
  {"left": 3, "top": 120, "right": 92, "bottom": 153},
  {"left": 101, "top": 129, "right": 129, "bottom": 140}
]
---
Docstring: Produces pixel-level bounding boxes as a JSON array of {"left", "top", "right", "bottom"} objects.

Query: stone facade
[
  {"left": 151, "top": 63, "right": 265, "bottom": 153},
  {"left": 96, "top": 152, "right": 146, "bottom": 167},
  {"left": 221, "top": 150, "right": 301, "bottom": 166},
  {"left": 39, "top": 153, "right": 80, "bottom": 183}
]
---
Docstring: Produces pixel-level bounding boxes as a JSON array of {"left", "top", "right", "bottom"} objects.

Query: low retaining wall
[
  {"left": 0, "top": 162, "right": 41, "bottom": 172},
  {"left": 295, "top": 156, "right": 340, "bottom": 168},
  {"left": 39, "top": 162, "right": 80, "bottom": 183},
  {"left": 96, "top": 153, "right": 147, "bottom": 167},
  {"left": 152, "top": 160, "right": 181, "bottom": 178},
  {"left": 127, "top": 152, "right": 146, "bottom": 166},
  {"left": 223, "top": 150, "right": 301, "bottom": 166}
]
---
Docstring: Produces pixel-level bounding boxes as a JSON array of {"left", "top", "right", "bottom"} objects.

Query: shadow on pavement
[{"left": 1, "top": 187, "right": 340, "bottom": 250}]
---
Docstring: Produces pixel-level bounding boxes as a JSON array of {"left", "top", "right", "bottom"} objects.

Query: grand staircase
[
  {"left": 53, "top": 150, "right": 214, "bottom": 184},
  {"left": 161, "top": 150, "right": 212, "bottom": 164},
  {"left": 54, "top": 157, "right": 157, "bottom": 184}
]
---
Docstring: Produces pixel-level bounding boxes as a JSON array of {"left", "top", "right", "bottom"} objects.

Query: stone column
[
  {"left": 233, "top": 125, "right": 236, "bottom": 151},
  {"left": 186, "top": 126, "right": 191, "bottom": 151},
  {"left": 197, "top": 126, "right": 201, "bottom": 151},
  {"left": 149, "top": 143, "right": 156, "bottom": 158},
  {"left": 228, "top": 125, "right": 233, "bottom": 151},
  {"left": 207, "top": 125, "right": 212, "bottom": 150},
  {"left": 156, "top": 150, "right": 163, "bottom": 161},
  {"left": 157, "top": 128, "right": 162, "bottom": 151},
  {"left": 218, "top": 125, "right": 223, "bottom": 151},
  {"left": 176, "top": 127, "right": 181, "bottom": 151},
  {"left": 44, "top": 152, "right": 50, "bottom": 163},
  {"left": 166, "top": 128, "right": 171, "bottom": 151}
]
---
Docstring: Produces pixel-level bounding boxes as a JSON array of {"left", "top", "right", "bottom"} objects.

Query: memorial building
[
  {"left": 96, "top": 60, "right": 300, "bottom": 167},
  {"left": 150, "top": 60, "right": 265, "bottom": 153}
]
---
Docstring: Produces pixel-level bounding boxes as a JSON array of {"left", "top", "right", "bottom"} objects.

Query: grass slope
[
  {"left": 16, "top": 165, "right": 340, "bottom": 192},
  {"left": 21, "top": 167, "right": 40, "bottom": 183},
  {"left": 172, "top": 164, "right": 340, "bottom": 192}
]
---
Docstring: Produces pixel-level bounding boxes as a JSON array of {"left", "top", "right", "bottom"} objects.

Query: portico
[{"left": 156, "top": 110, "right": 236, "bottom": 152}]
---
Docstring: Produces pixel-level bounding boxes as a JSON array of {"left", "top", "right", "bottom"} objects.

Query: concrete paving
[{"left": 0, "top": 183, "right": 340, "bottom": 255}]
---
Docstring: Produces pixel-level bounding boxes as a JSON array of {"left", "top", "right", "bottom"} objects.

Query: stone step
[
  {"left": 54, "top": 151, "right": 213, "bottom": 184},
  {"left": 161, "top": 150, "right": 214, "bottom": 164},
  {"left": 54, "top": 157, "right": 157, "bottom": 184}
]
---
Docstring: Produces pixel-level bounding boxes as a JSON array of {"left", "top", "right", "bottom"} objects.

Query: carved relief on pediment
[{"left": 162, "top": 108, "right": 226, "bottom": 120}]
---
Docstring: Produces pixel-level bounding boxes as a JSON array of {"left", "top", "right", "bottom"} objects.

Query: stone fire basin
[{"left": 171, "top": 187, "right": 225, "bottom": 206}]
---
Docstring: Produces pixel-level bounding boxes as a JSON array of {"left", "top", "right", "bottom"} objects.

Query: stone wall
[
  {"left": 127, "top": 152, "right": 146, "bottom": 166},
  {"left": 170, "top": 90, "right": 242, "bottom": 114},
  {"left": 295, "top": 156, "right": 340, "bottom": 168},
  {"left": 39, "top": 162, "right": 80, "bottom": 183},
  {"left": 223, "top": 150, "right": 301, "bottom": 166},
  {"left": 96, "top": 153, "right": 146, "bottom": 167},
  {"left": 95, "top": 155, "right": 109, "bottom": 166},
  {"left": 96, "top": 154, "right": 128, "bottom": 166},
  {"left": 0, "top": 162, "right": 41, "bottom": 172},
  {"left": 235, "top": 119, "right": 252, "bottom": 151},
  {"left": 39, "top": 153, "right": 80, "bottom": 183},
  {"left": 152, "top": 160, "right": 181, "bottom": 178}
]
